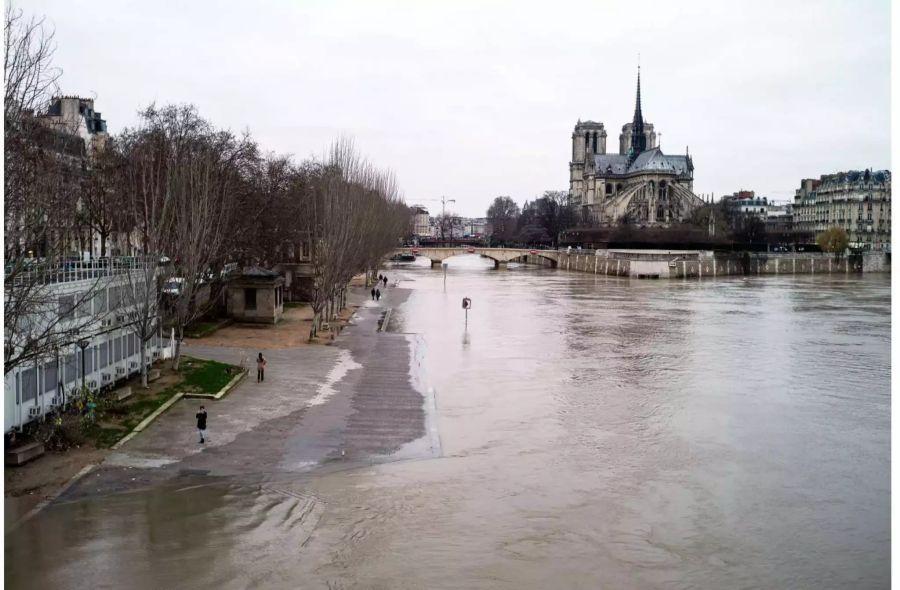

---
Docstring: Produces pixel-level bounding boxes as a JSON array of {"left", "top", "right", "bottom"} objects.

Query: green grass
[
  {"left": 284, "top": 301, "right": 307, "bottom": 309},
  {"left": 82, "top": 357, "right": 239, "bottom": 448},
  {"left": 86, "top": 424, "right": 129, "bottom": 448},
  {"left": 179, "top": 356, "right": 238, "bottom": 395}
]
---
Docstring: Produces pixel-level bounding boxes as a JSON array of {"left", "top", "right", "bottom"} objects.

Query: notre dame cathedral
[{"left": 569, "top": 69, "right": 705, "bottom": 225}]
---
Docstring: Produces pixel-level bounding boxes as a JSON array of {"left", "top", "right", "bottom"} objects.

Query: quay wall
[{"left": 547, "top": 250, "right": 890, "bottom": 279}]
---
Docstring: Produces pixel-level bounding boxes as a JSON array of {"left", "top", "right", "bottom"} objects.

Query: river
[{"left": 5, "top": 256, "right": 891, "bottom": 589}]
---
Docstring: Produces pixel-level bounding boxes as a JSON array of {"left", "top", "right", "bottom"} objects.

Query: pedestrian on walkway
[
  {"left": 375, "top": 288, "right": 381, "bottom": 301},
  {"left": 370, "top": 287, "right": 376, "bottom": 300},
  {"left": 257, "top": 352, "right": 267, "bottom": 382},
  {"left": 196, "top": 405, "right": 208, "bottom": 444},
  {"left": 382, "top": 275, "right": 388, "bottom": 287},
  {"left": 378, "top": 273, "right": 383, "bottom": 282}
]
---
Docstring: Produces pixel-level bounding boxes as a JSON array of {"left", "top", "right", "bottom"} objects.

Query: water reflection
[{"left": 5, "top": 260, "right": 890, "bottom": 589}]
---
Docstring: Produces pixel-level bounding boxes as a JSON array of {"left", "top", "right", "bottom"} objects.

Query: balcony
[{"left": 6, "top": 257, "right": 154, "bottom": 287}]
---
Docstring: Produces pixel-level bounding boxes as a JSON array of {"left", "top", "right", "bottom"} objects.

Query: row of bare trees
[{"left": 5, "top": 4, "right": 411, "bottom": 385}]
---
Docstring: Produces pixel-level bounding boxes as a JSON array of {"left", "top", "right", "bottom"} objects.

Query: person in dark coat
[
  {"left": 375, "top": 288, "right": 381, "bottom": 301},
  {"left": 371, "top": 287, "right": 376, "bottom": 300},
  {"left": 382, "top": 275, "right": 388, "bottom": 286},
  {"left": 196, "top": 406, "right": 208, "bottom": 444}
]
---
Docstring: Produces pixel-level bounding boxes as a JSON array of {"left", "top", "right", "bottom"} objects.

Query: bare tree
[
  {"left": 302, "top": 137, "right": 409, "bottom": 339},
  {"left": 163, "top": 112, "right": 254, "bottom": 369},
  {"left": 3, "top": 5, "right": 110, "bottom": 376},
  {"left": 486, "top": 196, "right": 520, "bottom": 245},
  {"left": 78, "top": 138, "right": 124, "bottom": 257}
]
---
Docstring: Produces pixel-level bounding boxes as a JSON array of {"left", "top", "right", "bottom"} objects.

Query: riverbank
[
  {"left": 48, "top": 281, "right": 433, "bottom": 504},
  {"left": 542, "top": 249, "right": 890, "bottom": 279},
  {"left": 4, "top": 356, "right": 239, "bottom": 529}
]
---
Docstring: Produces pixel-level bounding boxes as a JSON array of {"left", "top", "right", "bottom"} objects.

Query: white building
[
  {"left": 411, "top": 205, "right": 431, "bottom": 237},
  {"left": 5, "top": 258, "right": 169, "bottom": 433},
  {"left": 462, "top": 217, "right": 487, "bottom": 237}
]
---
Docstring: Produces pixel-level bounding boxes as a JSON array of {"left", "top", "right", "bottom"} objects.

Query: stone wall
[
  {"left": 548, "top": 249, "right": 889, "bottom": 279},
  {"left": 861, "top": 251, "right": 891, "bottom": 273}
]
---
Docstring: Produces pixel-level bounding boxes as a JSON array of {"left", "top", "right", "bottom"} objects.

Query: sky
[{"left": 21, "top": 0, "right": 891, "bottom": 217}]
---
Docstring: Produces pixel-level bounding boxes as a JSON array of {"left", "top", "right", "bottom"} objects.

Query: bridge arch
[{"left": 393, "top": 248, "right": 558, "bottom": 269}]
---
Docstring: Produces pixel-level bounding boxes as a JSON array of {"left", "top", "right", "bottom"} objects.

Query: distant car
[{"left": 162, "top": 277, "right": 185, "bottom": 296}]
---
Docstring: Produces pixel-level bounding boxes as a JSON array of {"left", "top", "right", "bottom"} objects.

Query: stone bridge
[{"left": 394, "top": 247, "right": 560, "bottom": 269}]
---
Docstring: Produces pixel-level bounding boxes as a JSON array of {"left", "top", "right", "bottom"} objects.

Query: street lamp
[{"left": 77, "top": 339, "right": 90, "bottom": 391}]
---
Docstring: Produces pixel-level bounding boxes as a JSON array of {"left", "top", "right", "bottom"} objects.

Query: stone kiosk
[{"left": 226, "top": 266, "right": 285, "bottom": 324}]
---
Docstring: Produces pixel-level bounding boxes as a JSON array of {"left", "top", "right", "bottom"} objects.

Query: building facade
[
  {"left": 793, "top": 170, "right": 891, "bottom": 250},
  {"left": 5, "top": 259, "right": 169, "bottom": 433},
  {"left": 411, "top": 205, "right": 431, "bottom": 237},
  {"left": 569, "top": 69, "right": 704, "bottom": 225},
  {"left": 722, "top": 191, "right": 769, "bottom": 217}
]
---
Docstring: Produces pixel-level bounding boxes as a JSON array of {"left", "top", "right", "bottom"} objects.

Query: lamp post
[{"left": 77, "top": 339, "right": 89, "bottom": 391}]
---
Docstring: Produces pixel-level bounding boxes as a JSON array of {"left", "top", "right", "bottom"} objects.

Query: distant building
[
  {"left": 463, "top": 217, "right": 487, "bottom": 238},
  {"left": 722, "top": 191, "right": 769, "bottom": 217},
  {"left": 569, "top": 68, "right": 704, "bottom": 225},
  {"left": 793, "top": 170, "right": 891, "bottom": 250},
  {"left": 411, "top": 205, "right": 431, "bottom": 237},
  {"left": 39, "top": 96, "right": 108, "bottom": 153}
]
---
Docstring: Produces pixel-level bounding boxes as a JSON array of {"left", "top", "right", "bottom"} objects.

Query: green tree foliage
[{"left": 817, "top": 226, "right": 849, "bottom": 255}]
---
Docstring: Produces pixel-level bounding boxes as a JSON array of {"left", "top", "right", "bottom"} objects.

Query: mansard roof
[{"left": 592, "top": 147, "right": 692, "bottom": 177}]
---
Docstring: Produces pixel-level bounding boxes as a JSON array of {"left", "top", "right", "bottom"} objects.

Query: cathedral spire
[{"left": 628, "top": 64, "right": 647, "bottom": 164}]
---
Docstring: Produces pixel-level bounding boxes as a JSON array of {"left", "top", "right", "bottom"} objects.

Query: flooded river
[{"left": 6, "top": 256, "right": 891, "bottom": 589}]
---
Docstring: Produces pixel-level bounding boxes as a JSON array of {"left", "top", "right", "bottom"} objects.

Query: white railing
[{"left": 6, "top": 257, "right": 155, "bottom": 287}]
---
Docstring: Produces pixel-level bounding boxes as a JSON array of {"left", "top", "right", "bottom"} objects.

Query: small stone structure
[
  {"left": 226, "top": 266, "right": 285, "bottom": 324},
  {"left": 6, "top": 441, "right": 45, "bottom": 466}
]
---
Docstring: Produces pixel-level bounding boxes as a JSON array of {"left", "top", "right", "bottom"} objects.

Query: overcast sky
[{"left": 23, "top": 0, "right": 890, "bottom": 217}]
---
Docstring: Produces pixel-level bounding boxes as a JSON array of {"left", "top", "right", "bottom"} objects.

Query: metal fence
[{"left": 5, "top": 257, "right": 156, "bottom": 286}]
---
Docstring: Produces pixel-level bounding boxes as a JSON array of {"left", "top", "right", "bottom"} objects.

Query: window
[
  {"left": 64, "top": 354, "right": 77, "bottom": 384},
  {"left": 94, "top": 289, "right": 108, "bottom": 314},
  {"left": 108, "top": 286, "right": 121, "bottom": 310},
  {"left": 245, "top": 288, "right": 257, "bottom": 310},
  {"left": 22, "top": 368, "right": 37, "bottom": 402},
  {"left": 98, "top": 342, "right": 108, "bottom": 369},
  {"left": 114, "top": 337, "right": 123, "bottom": 362},
  {"left": 44, "top": 362, "right": 58, "bottom": 393},
  {"left": 58, "top": 295, "right": 75, "bottom": 321}
]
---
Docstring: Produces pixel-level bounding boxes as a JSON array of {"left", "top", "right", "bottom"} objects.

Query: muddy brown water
[{"left": 5, "top": 256, "right": 890, "bottom": 589}]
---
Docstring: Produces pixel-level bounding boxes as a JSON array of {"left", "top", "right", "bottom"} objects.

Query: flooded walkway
[{"left": 5, "top": 258, "right": 891, "bottom": 589}]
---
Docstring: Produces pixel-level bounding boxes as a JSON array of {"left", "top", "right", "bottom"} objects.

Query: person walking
[
  {"left": 257, "top": 352, "right": 267, "bottom": 382},
  {"left": 375, "top": 288, "right": 381, "bottom": 301},
  {"left": 382, "top": 275, "right": 388, "bottom": 287},
  {"left": 370, "top": 287, "right": 376, "bottom": 300},
  {"left": 196, "top": 405, "right": 208, "bottom": 444}
]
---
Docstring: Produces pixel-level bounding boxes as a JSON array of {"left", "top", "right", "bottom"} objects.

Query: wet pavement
[
  {"left": 5, "top": 257, "right": 891, "bottom": 589},
  {"left": 57, "top": 285, "right": 433, "bottom": 501}
]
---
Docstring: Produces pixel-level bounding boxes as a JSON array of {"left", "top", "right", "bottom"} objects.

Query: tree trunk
[
  {"left": 172, "top": 326, "right": 184, "bottom": 371},
  {"left": 140, "top": 343, "right": 149, "bottom": 388}
]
